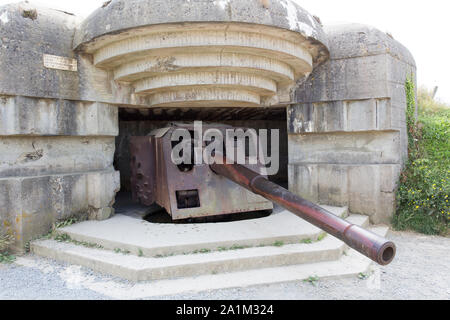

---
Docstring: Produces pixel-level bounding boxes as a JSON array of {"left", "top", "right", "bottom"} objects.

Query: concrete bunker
[{"left": 0, "top": 0, "right": 416, "bottom": 252}]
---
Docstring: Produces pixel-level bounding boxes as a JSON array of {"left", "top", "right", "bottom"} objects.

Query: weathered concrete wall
[
  {"left": 0, "top": 3, "right": 80, "bottom": 100},
  {"left": 289, "top": 24, "right": 417, "bottom": 224},
  {"left": 0, "top": 2, "right": 142, "bottom": 106},
  {"left": 0, "top": 97, "right": 118, "bottom": 136},
  {"left": 0, "top": 3, "right": 120, "bottom": 251},
  {"left": 0, "top": 95, "right": 120, "bottom": 251}
]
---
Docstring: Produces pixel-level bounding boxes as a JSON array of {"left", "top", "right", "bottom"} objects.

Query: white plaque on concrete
[{"left": 43, "top": 54, "right": 78, "bottom": 71}]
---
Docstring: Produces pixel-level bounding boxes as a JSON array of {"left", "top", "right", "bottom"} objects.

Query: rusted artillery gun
[
  {"left": 210, "top": 159, "right": 396, "bottom": 266},
  {"left": 130, "top": 124, "right": 396, "bottom": 266}
]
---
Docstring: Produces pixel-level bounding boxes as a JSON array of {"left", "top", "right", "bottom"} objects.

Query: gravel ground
[{"left": 0, "top": 231, "right": 449, "bottom": 300}]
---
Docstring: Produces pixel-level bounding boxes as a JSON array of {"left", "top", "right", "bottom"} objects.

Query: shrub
[{"left": 393, "top": 81, "right": 449, "bottom": 235}]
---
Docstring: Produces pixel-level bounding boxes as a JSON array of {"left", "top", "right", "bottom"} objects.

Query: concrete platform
[
  {"left": 32, "top": 226, "right": 389, "bottom": 297},
  {"left": 75, "top": 239, "right": 383, "bottom": 299},
  {"left": 31, "top": 208, "right": 381, "bottom": 284},
  {"left": 50, "top": 206, "right": 348, "bottom": 257}
]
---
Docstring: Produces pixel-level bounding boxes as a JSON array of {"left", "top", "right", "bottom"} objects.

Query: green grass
[
  {"left": 42, "top": 217, "right": 79, "bottom": 240},
  {"left": 53, "top": 218, "right": 78, "bottom": 230},
  {"left": 358, "top": 272, "right": 369, "bottom": 280},
  {"left": 303, "top": 276, "right": 320, "bottom": 286},
  {"left": 317, "top": 233, "right": 327, "bottom": 242},
  {"left": 54, "top": 233, "right": 71, "bottom": 243},
  {"left": 273, "top": 241, "right": 284, "bottom": 247},
  {"left": 0, "top": 234, "right": 15, "bottom": 264},
  {"left": 229, "top": 244, "right": 248, "bottom": 250},
  {"left": 393, "top": 83, "right": 449, "bottom": 235},
  {"left": 192, "top": 248, "right": 212, "bottom": 254},
  {"left": 43, "top": 217, "right": 104, "bottom": 249},
  {"left": 114, "top": 248, "right": 131, "bottom": 255},
  {"left": 0, "top": 252, "right": 15, "bottom": 264}
]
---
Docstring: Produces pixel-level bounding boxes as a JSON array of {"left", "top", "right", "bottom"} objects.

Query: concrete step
[
  {"left": 31, "top": 214, "right": 372, "bottom": 282},
  {"left": 52, "top": 205, "right": 349, "bottom": 258},
  {"left": 33, "top": 226, "right": 390, "bottom": 298}
]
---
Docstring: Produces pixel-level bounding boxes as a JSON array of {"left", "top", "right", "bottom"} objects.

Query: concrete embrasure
[
  {"left": 83, "top": 23, "right": 319, "bottom": 108},
  {"left": 69, "top": 1, "right": 329, "bottom": 108}
]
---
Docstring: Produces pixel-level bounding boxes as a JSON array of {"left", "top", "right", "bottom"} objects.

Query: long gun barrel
[{"left": 211, "top": 160, "right": 396, "bottom": 266}]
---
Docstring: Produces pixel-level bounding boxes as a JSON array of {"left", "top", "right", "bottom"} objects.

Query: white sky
[{"left": 1, "top": 0, "right": 449, "bottom": 103}]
